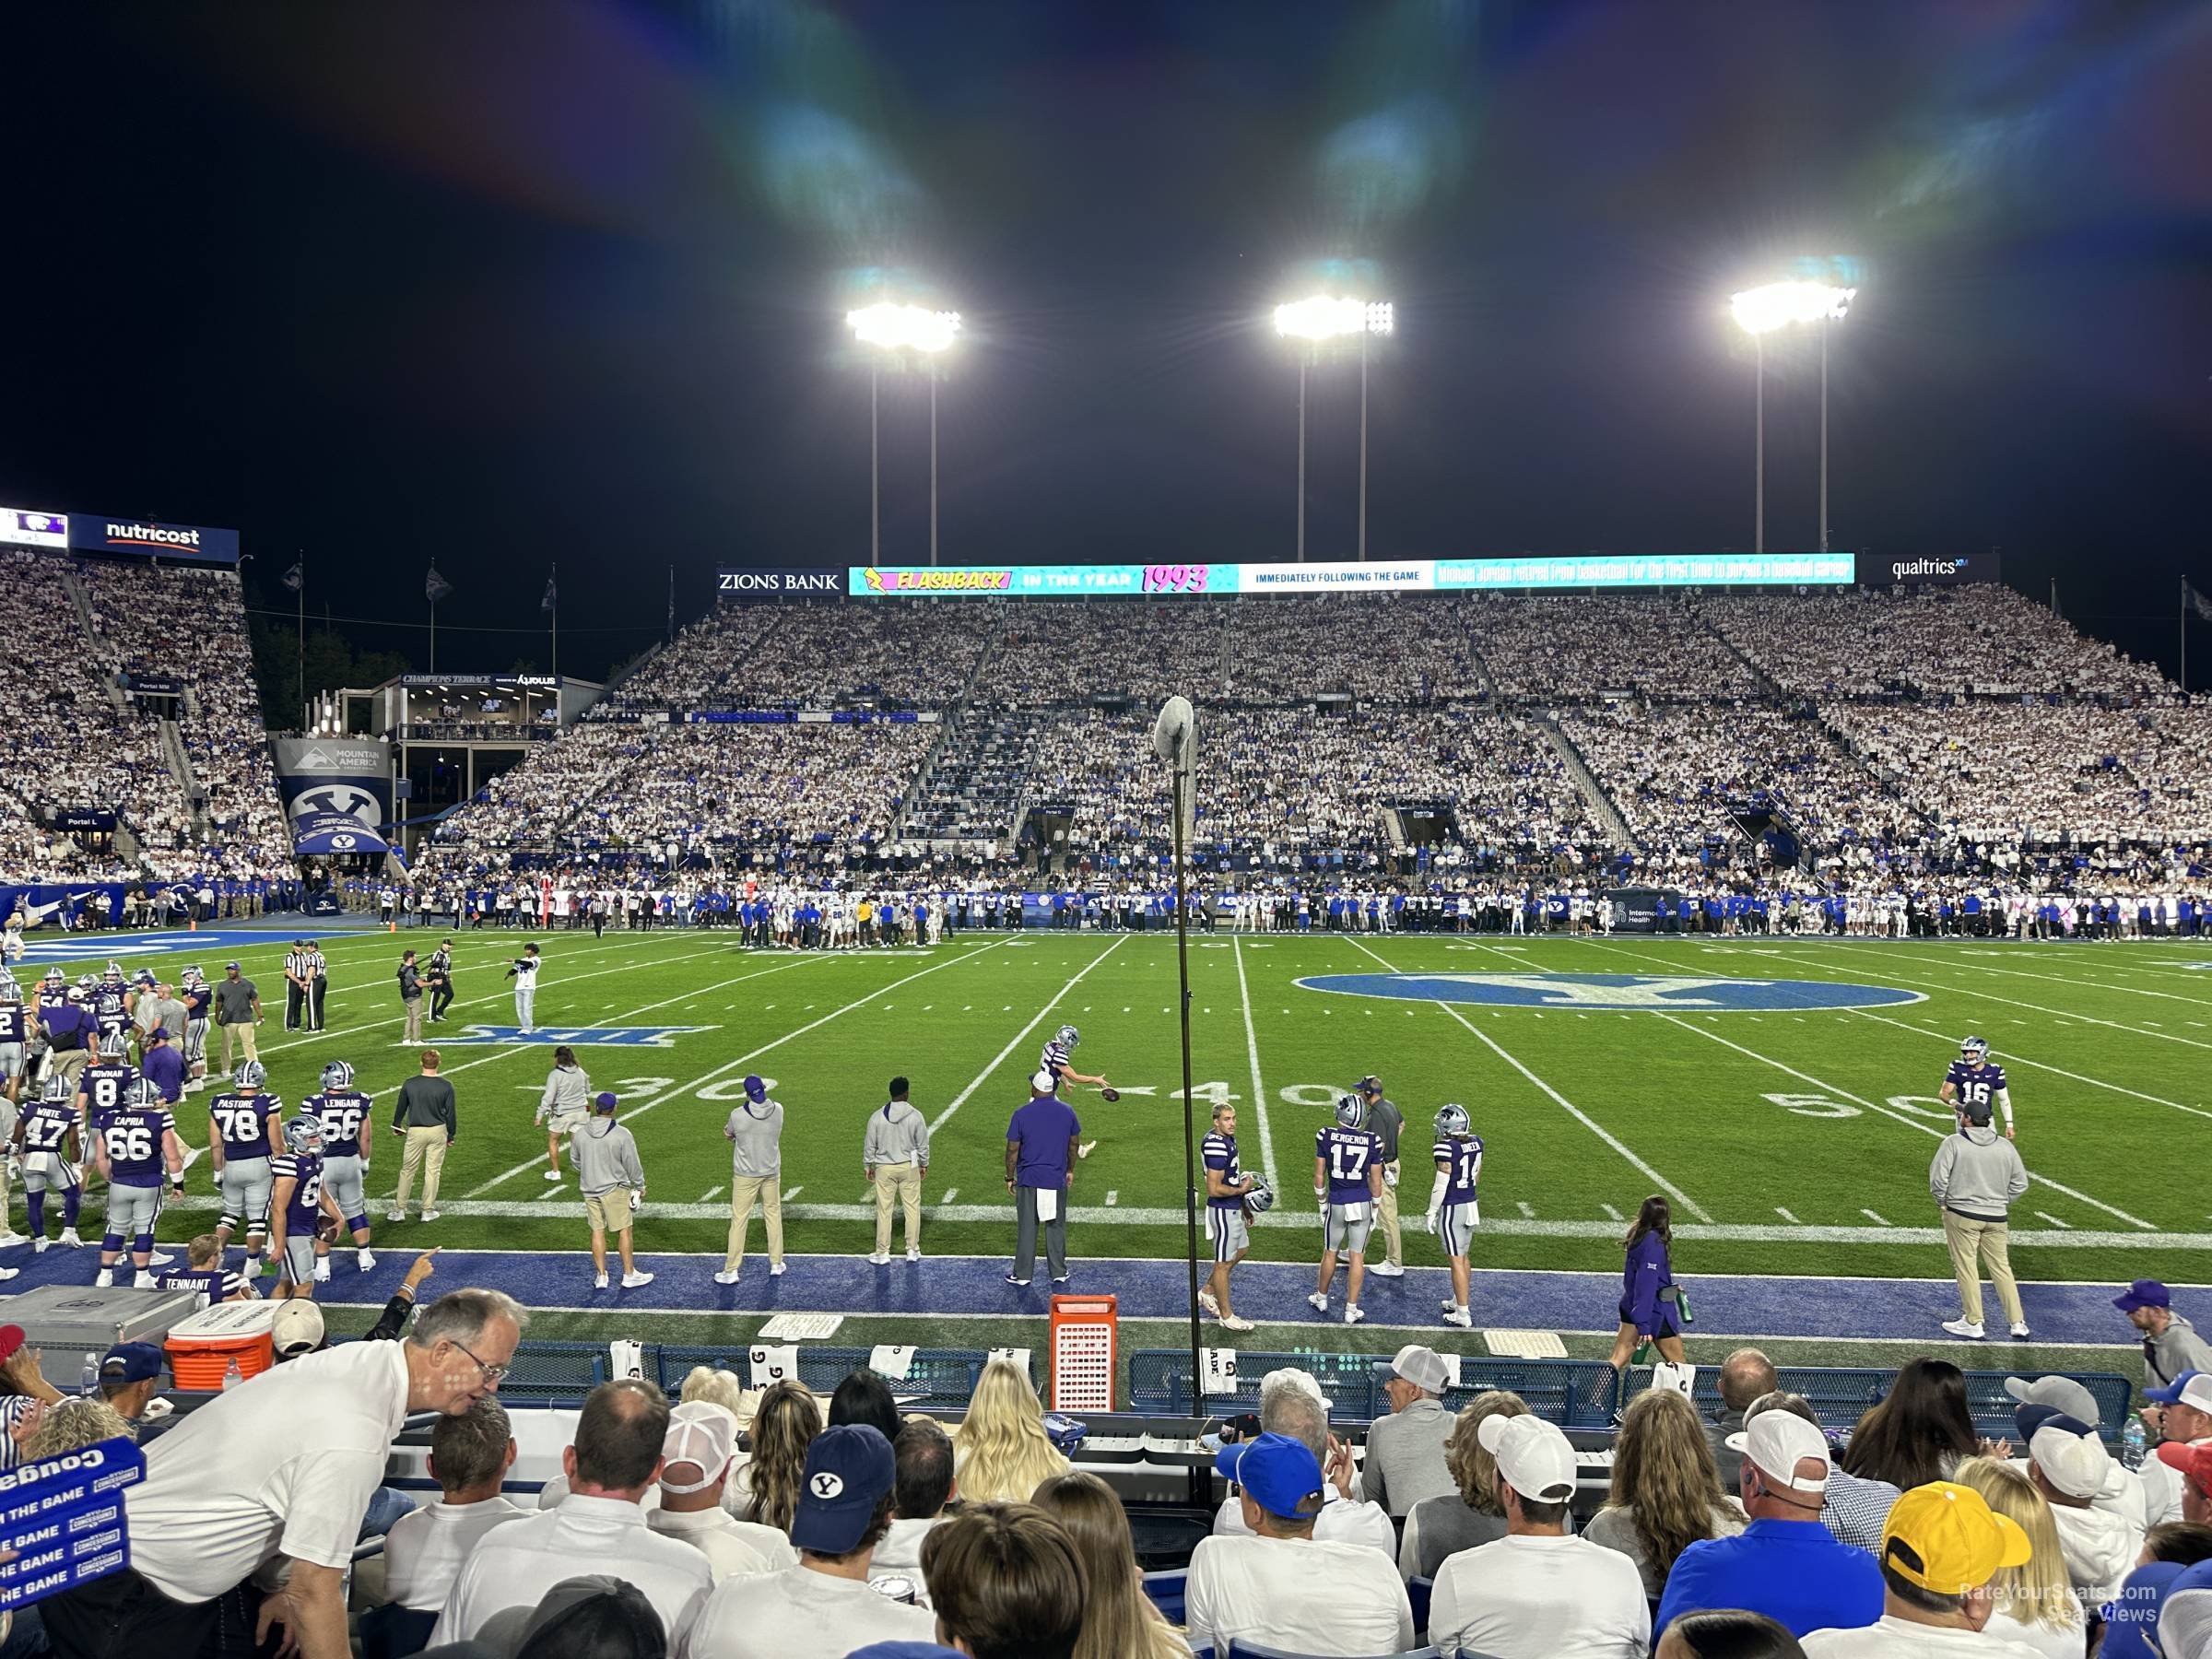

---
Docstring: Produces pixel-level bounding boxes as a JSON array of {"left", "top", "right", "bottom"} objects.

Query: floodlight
[
  {"left": 1273, "top": 295, "right": 1394, "bottom": 341},
  {"left": 846, "top": 302, "right": 961, "bottom": 353},
  {"left": 1729, "top": 281, "right": 1854, "bottom": 336}
]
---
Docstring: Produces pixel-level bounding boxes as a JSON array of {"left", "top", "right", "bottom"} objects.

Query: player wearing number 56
[
  {"left": 1005, "top": 1070, "right": 1079, "bottom": 1288},
  {"left": 1929, "top": 1093, "right": 2030, "bottom": 1342}
]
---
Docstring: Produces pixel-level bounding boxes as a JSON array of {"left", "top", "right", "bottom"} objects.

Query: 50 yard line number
[{"left": 1764, "top": 1091, "right": 1952, "bottom": 1122}]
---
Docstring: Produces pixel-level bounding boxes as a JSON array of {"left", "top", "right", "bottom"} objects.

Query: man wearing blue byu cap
[
  {"left": 2140, "top": 1371, "right": 2212, "bottom": 1527},
  {"left": 1187, "top": 1432, "right": 1413, "bottom": 1658},
  {"left": 715, "top": 1074, "right": 785, "bottom": 1285},
  {"left": 688, "top": 1424, "right": 935, "bottom": 1656}
]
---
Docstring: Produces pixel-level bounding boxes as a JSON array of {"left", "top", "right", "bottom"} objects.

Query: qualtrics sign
[
  {"left": 714, "top": 568, "right": 846, "bottom": 597},
  {"left": 1858, "top": 552, "right": 2001, "bottom": 587}
]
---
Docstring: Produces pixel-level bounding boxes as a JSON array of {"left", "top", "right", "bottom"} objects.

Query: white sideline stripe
[
  {"left": 1822, "top": 940, "right": 2212, "bottom": 1011},
  {"left": 467, "top": 943, "right": 1011, "bottom": 1199},
  {"left": 1651, "top": 1011, "right": 2160, "bottom": 1232},
  {"left": 1342, "top": 936, "right": 1713, "bottom": 1222},
  {"left": 1230, "top": 937, "right": 1281, "bottom": 1188},
  {"left": 143, "top": 1190, "right": 2212, "bottom": 1250},
  {"left": 927, "top": 936, "right": 1129, "bottom": 1135},
  {"left": 1844, "top": 1010, "right": 2212, "bottom": 1123}
]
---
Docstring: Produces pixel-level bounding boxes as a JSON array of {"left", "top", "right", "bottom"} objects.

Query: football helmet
[
  {"left": 1244, "top": 1178, "right": 1277, "bottom": 1214},
  {"left": 76, "top": 974, "right": 97, "bottom": 992},
  {"left": 1960, "top": 1035, "right": 1990, "bottom": 1065},
  {"left": 320, "top": 1061, "right": 355, "bottom": 1092},
  {"left": 102, "top": 962, "right": 124, "bottom": 986},
  {"left": 0, "top": 974, "right": 18, "bottom": 1001},
  {"left": 1054, "top": 1024, "right": 1080, "bottom": 1050},
  {"left": 1335, "top": 1093, "right": 1367, "bottom": 1130},
  {"left": 181, "top": 965, "right": 206, "bottom": 986},
  {"left": 234, "top": 1060, "right": 267, "bottom": 1090},
  {"left": 123, "top": 1077, "right": 161, "bottom": 1111},
  {"left": 1435, "top": 1103, "right": 1471, "bottom": 1139},
  {"left": 282, "top": 1114, "right": 325, "bottom": 1156},
  {"left": 41, "top": 1073, "right": 72, "bottom": 1104},
  {"left": 99, "top": 1030, "right": 131, "bottom": 1059}
]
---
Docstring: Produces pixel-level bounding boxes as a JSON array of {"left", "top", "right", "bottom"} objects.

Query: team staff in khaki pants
[
  {"left": 713, "top": 1075, "right": 785, "bottom": 1284},
  {"left": 387, "top": 1049, "right": 459, "bottom": 1222},
  {"left": 1358, "top": 1075, "right": 1407, "bottom": 1277},
  {"left": 212, "top": 962, "right": 262, "bottom": 1073},
  {"left": 864, "top": 1076, "right": 931, "bottom": 1264},
  {"left": 1928, "top": 1097, "right": 2030, "bottom": 1341}
]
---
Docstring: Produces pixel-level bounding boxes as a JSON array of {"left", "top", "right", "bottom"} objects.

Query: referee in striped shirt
[{"left": 283, "top": 940, "right": 328, "bottom": 1032}]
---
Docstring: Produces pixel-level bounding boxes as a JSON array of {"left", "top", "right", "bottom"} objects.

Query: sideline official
[
  {"left": 864, "top": 1076, "right": 930, "bottom": 1264},
  {"left": 284, "top": 940, "right": 328, "bottom": 1032},
  {"left": 427, "top": 939, "right": 455, "bottom": 1022},
  {"left": 1005, "top": 1069, "right": 1079, "bottom": 1288},
  {"left": 1930, "top": 1094, "right": 2030, "bottom": 1341}
]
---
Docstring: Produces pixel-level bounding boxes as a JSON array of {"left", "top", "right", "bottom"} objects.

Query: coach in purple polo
[{"left": 1005, "top": 1069, "right": 1080, "bottom": 1288}]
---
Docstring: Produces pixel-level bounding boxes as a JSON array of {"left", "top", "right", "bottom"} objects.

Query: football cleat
[
  {"left": 59, "top": 1229, "right": 83, "bottom": 1248},
  {"left": 1334, "top": 1093, "right": 1366, "bottom": 1130},
  {"left": 1307, "top": 1291, "right": 1329, "bottom": 1312},
  {"left": 320, "top": 1061, "right": 356, "bottom": 1092},
  {"left": 1344, "top": 1306, "right": 1365, "bottom": 1325},
  {"left": 1435, "top": 1102, "right": 1471, "bottom": 1139},
  {"left": 1442, "top": 1308, "right": 1473, "bottom": 1329}
]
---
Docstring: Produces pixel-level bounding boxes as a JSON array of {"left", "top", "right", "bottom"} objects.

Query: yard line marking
[
  {"left": 1230, "top": 937, "right": 1282, "bottom": 1188},
  {"left": 1600, "top": 1203, "right": 1623, "bottom": 1222},
  {"left": 1843, "top": 1010, "right": 2212, "bottom": 1123},
  {"left": 700, "top": 1185, "right": 723, "bottom": 1203},
  {"left": 941, "top": 1189, "right": 958, "bottom": 1205},
  {"left": 1650, "top": 1012, "right": 2159, "bottom": 1231},
  {"left": 1776, "top": 1207, "right": 1803, "bottom": 1224},
  {"left": 1861, "top": 1210, "right": 1891, "bottom": 1227},
  {"left": 782, "top": 1186, "right": 802, "bottom": 1202},
  {"left": 1342, "top": 936, "right": 1712, "bottom": 1222},
  {"left": 1824, "top": 941, "right": 2212, "bottom": 1010},
  {"left": 1104, "top": 1191, "right": 1118, "bottom": 1206},
  {"left": 1516, "top": 1201, "right": 1535, "bottom": 1218},
  {"left": 2036, "top": 1212, "right": 2073, "bottom": 1230},
  {"left": 928, "top": 935, "right": 1130, "bottom": 1135}
]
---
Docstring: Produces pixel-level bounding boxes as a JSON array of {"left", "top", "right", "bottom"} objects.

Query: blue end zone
[
  {"left": 7, "top": 927, "right": 386, "bottom": 965},
  {"left": 1295, "top": 971, "right": 1924, "bottom": 1011}
]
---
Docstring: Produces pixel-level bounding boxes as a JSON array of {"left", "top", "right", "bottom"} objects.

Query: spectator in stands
[
  {"left": 1734, "top": 1392, "right": 1901, "bottom": 1555},
  {"left": 2159, "top": 1444, "right": 2212, "bottom": 1527},
  {"left": 93, "top": 1342, "right": 168, "bottom": 1422},
  {"left": 646, "top": 1402, "right": 774, "bottom": 1582},
  {"left": 1657, "top": 1611, "right": 1808, "bottom": 1659},
  {"left": 2145, "top": 1373, "right": 2212, "bottom": 1527},
  {"left": 1215, "top": 1368, "right": 1392, "bottom": 1555},
  {"left": 731, "top": 1379, "right": 819, "bottom": 1534},
  {"left": 467, "top": 1577, "right": 670, "bottom": 1659},
  {"left": 2118, "top": 1281, "right": 2212, "bottom": 1394},
  {"left": 1949, "top": 1456, "right": 2087, "bottom": 1659},
  {"left": 432, "top": 1379, "right": 711, "bottom": 1650},
  {"left": 2018, "top": 1407, "right": 2140, "bottom": 1606},
  {"left": 1187, "top": 1433, "right": 1414, "bottom": 1656},
  {"left": 1030, "top": 1470, "right": 1188, "bottom": 1659},
  {"left": 870, "top": 1418, "right": 957, "bottom": 1606},
  {"left": 2161, "top": 1559, "right": 2212, "bottom": 1659},
  {"left": 1359, "top": 1345, "right": 1457, "bottom": 1517},
  {"left": 1798, "top": 1480, "right": 2041, "bottom": 1658},
  {"left": 922, "top": 1501, "right": 1088, "bottom": 1659},
  {"left": 380, "top": 1399, "right": 524, "bottom": 1614},
  {"left": 1712, "top": 1348, "right": 1781, "bottom": 1488},
  {"left": 2146, "top": 1520, "right": 2212, "bottom": 1565},
  {"left": 1657, "top": 1409, "right": 1884, "bottom": 1640},
  {"left": 1842, "top": 1359, "right": 1981, "bottom": 1492},
  {"left": 830, "top": 1368, "right": 901, "bottom": 1443},
  {"left": 1428, "top": 1412, "right": 1649, "bottom": 1657},
  {"left": 950, "top": 1357, "right": 1070, "bottom": 1506},
  {"left": 2100, "top": 1559, "right": 2192, "bottom": 1659},
  {"left": 2002, "top": 1373, "right": 2156, "bottom": 1534},
  {"left": 45, "top": 1287, "right": 524, "bottom": 1659},
  {"left": 1586, "top": 1386, "right": 1748, "bottom": 1599},
  {"left": 1400, "top": 1390, "right": 1524, "bottom": 1580},
  {"left": 19, "top": 1396, "right": 132, "bottom": 1459},
  {"left": 688, "top": 1424, "right": 936, "bottom": 1655}
]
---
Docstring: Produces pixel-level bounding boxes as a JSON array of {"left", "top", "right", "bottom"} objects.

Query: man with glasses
[{"left": 42, "top": 1287, "right": 526, "bottom": 1659}]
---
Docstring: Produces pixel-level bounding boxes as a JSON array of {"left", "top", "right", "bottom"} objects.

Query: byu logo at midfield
[
  {"left": 441, "top": 1025, "right": 713, "bottom": 1047},
  {"left": 1295, "top": 971, "right": 1923, "bottom": 1012}
]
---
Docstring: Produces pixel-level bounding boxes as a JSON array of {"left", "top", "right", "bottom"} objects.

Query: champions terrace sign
[{"left": 841, "top": 552, "right": 1858, "bottom": 599}]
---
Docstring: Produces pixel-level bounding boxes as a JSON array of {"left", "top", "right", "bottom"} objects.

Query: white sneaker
[
  {"left": 0, "top": 1266, "right": 18, "bottom": 1281},
  {"left": 384, "top": 1211, "right": 406, "bottom": 1224},
  {"left": 1219, "top": 1312, "right": 1255, "bottom": 1332},
  {"left": 543, "top": 1170, "right": 563, "bottom": 1182},
  {"left": 94, "top": 1268, "right": 114, "bottom": 1288},
  {"left": 1344, "top": 1306, "right": 1366, "bottom": 1325},
  {"left": 147, "top": 1250, "right": 175, "bottom": 1266},
  {"left": 31, "top": 1238, "right": 48, "bottom": 1254},
  {"left": 713, "top": 1269, "right": 741, "bottom": 1285},
  {"left": 1307, "top": 1291, "right": 1329, "bottom": 1313},
  {"left": 312, "top": 1258, "right": 331, "bottom": 1284},
  {"left": 594, "top": 1272, "right": 609, "bottom": 1289},
  {"left": 133, "top": 1271, "right": 156, "bottom": 1290},
  {"left": 0, "top": 1230, "right": 24, "bottom": 1247},
  {"left": 620, "top": 1270, "right": 654, "bottom": 1288},
  {"left": 1197, "top": 1288, "right": 1221, "bottom": 1317},
  {"left": 769, "top": 1263, "right": 785, "bottom": 1277},
  {"left": 1077, "top": 1141, "right": 1098, "bottom": 1159},
  {"left": 58, "top": 1228, "right": 81, "bottom": 1247},
  {"left": 1942, "top": 1318, "right": 1986, "bottom": 1339},
  {"left": 2009, "top": 1322, "right": 2031, "bottom": 1339},
  {"left": 1368, "top": 1261, "right": 1406, "bottom": 1277},
  {"left": 420, "top": 1209, "right": 441, "bottom": 1221},
  {"left": 906, "top": 1248, "right": 921, "bottom": 1263},
  {"left": 868, "top": 1253, "right": 890, "bottom": 1265},
  {"left": 357, "top": 1250, "right": 375, "bottom": 1271},
  {"left": 1443, "top": 1308, "right": 1474, "bottom": 1329}
]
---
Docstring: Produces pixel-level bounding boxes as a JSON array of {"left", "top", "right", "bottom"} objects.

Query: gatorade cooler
[
  {"left": 1048, "top": 1293, "right": 1116, "bottom": 1412},
  {"left": 164, "top": 1299, "right": 280, "bottom": 1389}
]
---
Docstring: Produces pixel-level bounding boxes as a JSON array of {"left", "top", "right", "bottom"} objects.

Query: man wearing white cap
[
  {"left": 1428, "top": 1413, "right": 1649, "bottom": 1659},
  {"left": 2003, "top": 1374, "right": 2155, "bottom": 1532},
  {"left": 1003, "top": 1069, "right": 1080, "bottom": 1288},
  {"left": 2019, "top": 1407, "right": 2141, "bottom": 1606},
  {"left": 1656, "top": 1410, "right": 1883, "bottom": 1639},
  {"left": 2139, "top": 1370, "right": 2212, "bottom": 1529},
  {"left": 646, "top": 1401, "right": 775, "bottom": 1581},
  {"left": 1359, "top": 1346, "right": 1458, "bottom": 1518}
]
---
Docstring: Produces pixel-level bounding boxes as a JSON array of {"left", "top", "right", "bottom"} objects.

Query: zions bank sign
[{"left": 714, "top": 567, "right": 846, "bottom": 598}]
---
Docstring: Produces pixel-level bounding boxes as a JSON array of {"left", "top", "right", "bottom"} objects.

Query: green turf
[{"left": 21, "top": 925, "right": 2210, "bottom": 1286}]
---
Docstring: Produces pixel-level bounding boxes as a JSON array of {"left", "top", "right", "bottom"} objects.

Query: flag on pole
[
  {"left": 281, "top": 561, "right": 303, "bottom": 594},
  {"left": 2189, "top": 578, "right": 2212, "bottom": 624},
  {"left": 542, "top": 575, "right": 559, "bottom": 614},
  {"left": 426, "top": 566, "right": 453, "bottom": 605}
]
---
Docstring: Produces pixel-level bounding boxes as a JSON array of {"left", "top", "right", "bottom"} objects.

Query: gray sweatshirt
[
  {"left": 725, "top": 1101, "right": 783, "bottom": 1177},
  {"left": 571, "top": 1120, "right": 644, "bottom": 1197},
  {"left": 1928, "top": 1124, "right": 2029, "bottom": 1221},
  {"left": 864, "top": 1100, "right": 931, "bottom": 1170},
  {"left": 2147, "top": 1313, "right": 2212, "bottom": 1392},
  {"left": 538, "top": 1065, "right": 594, "bottom": 1124}
]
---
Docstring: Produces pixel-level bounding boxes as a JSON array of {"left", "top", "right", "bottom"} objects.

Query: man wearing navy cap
[
  {"left": 2116, "top": 1279, "right": 2212, "bottom": 1393},
  {"left": 98, "top": 1340, "right": 168, "bottom": 1420},
  {"left": 688, "top": 1424, "right": 935, "bottom": 1656},
  {"left": 1187, "top": 1432, "right": 1414, "bottom": 1657},
  {"left": 573, "top": 1092, "right": 651, "bottom": 1292},
  {"left": 714, "top": 1074, "right": 785, "bottom": 1285}
]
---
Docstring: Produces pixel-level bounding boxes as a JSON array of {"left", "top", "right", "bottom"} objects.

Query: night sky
[{"left": 5, "top": 1, "right": 2208, "bottom": 684}]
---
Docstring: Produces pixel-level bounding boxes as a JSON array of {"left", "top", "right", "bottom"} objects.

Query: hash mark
[
  {"left": 1516, "top": 1201, "right": 1535, "bottom": 1218},
  {"left": 1860, "top": 1209, "right": 1890, "bottom": 1227},
  {"left": 1104, "top": 1191, "right": 1118, "bottom": 1206},
  {"left": 2034, "top": 1211, "right": 2072, "bottom": 1230},
  {"left": 1775, "top": 1207, "right": 1803, "bottom": 1224},
  {"left": 1600, "top": 1203, "right": 1623, "bottom": 1221},
  {"left": 701, "top": 1185, "right": 724, "bottom": 1202},
  {"left": 782, "top": 1186, "right": 802, "bottom": 1201},
  {"left": 941, "top": 1189, "right": 958, "bottom": 1204}
]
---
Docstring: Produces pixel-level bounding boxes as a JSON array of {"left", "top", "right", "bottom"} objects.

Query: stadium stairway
[
  {"left": 1530, "top": 711, "right": 1635, "bottom": 848},
  {"left": 1694, "top": 607, "right": 1786, "bottom": 698}
]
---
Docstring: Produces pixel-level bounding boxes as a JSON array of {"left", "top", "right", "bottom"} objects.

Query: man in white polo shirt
[
  {"left": 1428, "top": 1413, "right": 1651, "bottom": 1659},
  {"left": 378, "top": 1397, "right": 524, "bottom": 1612},
  {"left": 644, "top": 1401, "right": 775, "bottom": 1581},
  {"left": 41, "top": 1287, "right": 524, "bottom": 1659},
  {"left": 1186, "top": 1433, "right": 1415, "bottom": 1657},
  {"left": 432, "top": 1378, "right": 712, "bottom": 1649},
  {"left": 1210, "top": 1368, "right": 1393, "bottom": 1555}
]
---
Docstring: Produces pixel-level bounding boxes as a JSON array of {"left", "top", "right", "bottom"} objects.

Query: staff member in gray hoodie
[
  {"left": 573, "top": 1091, "right": 652, "bottom": 1291},
  {"left": 863, "top": 1076, "right": 931, "bottom": 1265},
  {"left": 1929, "top": 1095, "right": 2030, "bottom": 1341},
  {"left": 535, "top": 1046, "right": 594, "bottom": 1185}
]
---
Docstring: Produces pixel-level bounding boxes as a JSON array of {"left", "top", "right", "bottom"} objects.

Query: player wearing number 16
[
  {"left": 1310, "top": 1094, "right": 1384, "bottom": 1326},
  {"left": 1941, "top": 1035, "right": 2016, "bottom": 1140}
]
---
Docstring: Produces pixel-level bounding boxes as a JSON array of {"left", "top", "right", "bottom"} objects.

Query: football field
[{"left": 17, "top": 923, "right": 2208, "bottom": 1295}]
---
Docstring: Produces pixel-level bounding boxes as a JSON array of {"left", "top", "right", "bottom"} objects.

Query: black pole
[
  {"left": 1173, "top": 761, "right": 1202, "bottom": 1410},
  {"left": 296, "top": 559, "right": 305, "bottom": 730}
]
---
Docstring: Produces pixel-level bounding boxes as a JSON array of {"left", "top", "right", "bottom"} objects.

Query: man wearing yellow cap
[{"left": 1798, "top": 1482, "right": 2042, "bottom": 1657}]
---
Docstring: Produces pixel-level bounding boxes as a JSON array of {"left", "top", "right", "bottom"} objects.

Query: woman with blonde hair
[
  {"left": 1399, "top": 1390, "right": 1528, "bottom": 1581},
  {"left": 1032, "top": 1470, "right": 1191, "bottom": 1659},
  {"left": 677, "top": 1364, "right": 746, "bottom": 1416},
  {"left": 950, "top": 1356, "right": 1069, "bottom": 1505},
  {"left": 1952, "top": 1454, "right": 2087, "bottom": 1659},
  {"left": 733, "top": 1378, "right": 820, "bottom": 1535},
  {"left": 1584, "top": 1386, "right": 1746, "bottom": 1598}
]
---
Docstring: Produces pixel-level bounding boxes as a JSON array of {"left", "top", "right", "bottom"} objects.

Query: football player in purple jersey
[
  {"left": 1426, "top": 1104, "right": 1484, "bottom": 1330},
  {"left": 1940, "top": 1035, "right": 2015, "bottom": 1140},
  {"left": 91, "top": 1077, "right": 187, "bottom": 1290},
  {"left": 1309, "top": 1093, "right": 1384, "bottom": 1325}
]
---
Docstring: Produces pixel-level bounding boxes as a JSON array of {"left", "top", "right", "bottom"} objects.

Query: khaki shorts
[{"left": 584, "top": 1188, "right": 634, "bottom": 1233}]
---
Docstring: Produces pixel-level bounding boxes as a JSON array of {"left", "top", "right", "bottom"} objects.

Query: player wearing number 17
[{"left": 1309, "top": 1094, "right": 1384, "bottom": 1326}]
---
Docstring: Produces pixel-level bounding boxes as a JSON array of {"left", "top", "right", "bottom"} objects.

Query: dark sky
[{"left": 5, "top": 0, "right": 2209, "bottom": 684}]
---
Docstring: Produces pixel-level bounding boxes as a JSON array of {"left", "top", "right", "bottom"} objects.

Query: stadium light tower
[
  {"left": 846, "top": 302, "right": 961, "bottom": 564},
  {"left": 1274, "top": 296, "right": 1395, "bottom": 560},
  {"left": 1729, "top": 280, "right": 1854, "bottom": 553}
]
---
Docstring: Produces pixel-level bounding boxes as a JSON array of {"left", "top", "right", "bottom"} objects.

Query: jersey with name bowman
[
  {"left": 271, "top": 1151, "right": 326, "bottom": 1231},
  {"left": 1945, "top": 1060, "right": 2007, "bottom": 1116},
  {"left": 1316, "top": 1124, "right": 1382, "bottom": 1206},
  {"left": 1434, "top": 1135, "right": 1484, "bottom": 1204},
  {"left": 1202, "top": 1129, "right": 1243, "bottom": 1212},
  {"left": 100, "top": 1106, "right": 173, "bottom": 1188},
  {"left": 304, "top": 1090, "right": 371, "bottom": 1160},
  {"left": 208, "top": 1091, "right": 281, "bottom": 1159},
  {"left": 79, "top": 1061, "right": 137, "bottom": 1124}
]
